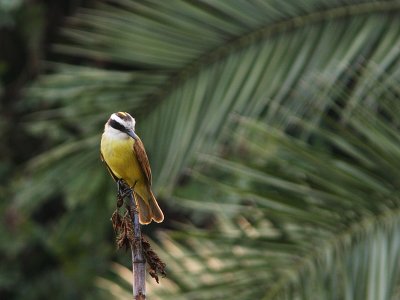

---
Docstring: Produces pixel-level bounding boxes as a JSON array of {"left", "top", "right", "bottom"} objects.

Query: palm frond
[
  {"left": 14, "top": 1, "right": 400, "bottom": 298},
  {"left": 103, "top": 82, "right": 400, "bottom": 299},
  {"left": 22, "top": 0, "right": 400, "bottom": 211}
]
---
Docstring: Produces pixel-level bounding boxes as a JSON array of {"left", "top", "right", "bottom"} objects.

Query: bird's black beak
[{"left": 126, "top": 129, "right": 138, "bottom": 140}]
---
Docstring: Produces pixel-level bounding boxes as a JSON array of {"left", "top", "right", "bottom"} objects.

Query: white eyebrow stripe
[{"left": 110, "top": 114, "right": 127, "bottom": 127}]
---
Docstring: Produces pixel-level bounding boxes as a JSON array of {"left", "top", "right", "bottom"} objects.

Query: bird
[{"left": 100, "top": 112, "right": 164, "bottom": 224}]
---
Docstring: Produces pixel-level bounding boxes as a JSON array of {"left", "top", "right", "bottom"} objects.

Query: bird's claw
[{"left": 117, "top": 179, "right": 132, "bottom": 207}]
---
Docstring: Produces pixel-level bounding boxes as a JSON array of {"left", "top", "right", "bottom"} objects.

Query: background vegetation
[{"left": 1, "top": 0, "right": 400, "bottom": 299}]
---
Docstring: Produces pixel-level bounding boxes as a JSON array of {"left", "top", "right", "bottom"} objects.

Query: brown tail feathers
[{"left": 135, "top": 190, "right": 164, "bottom": 225}]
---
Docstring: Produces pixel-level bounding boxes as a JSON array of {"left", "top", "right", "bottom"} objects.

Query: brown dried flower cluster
[{"left": 111, "top": 194, "right": 166, "bottom": 284}]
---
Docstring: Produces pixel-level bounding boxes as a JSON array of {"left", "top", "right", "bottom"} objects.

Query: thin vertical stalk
[{"left": 128, "top": 192, "right": 146, "bottom": 300}]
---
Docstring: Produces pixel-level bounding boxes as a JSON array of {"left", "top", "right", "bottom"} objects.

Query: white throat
[{"left": 103, "top": 125, "right": 129, "bottom": 140}]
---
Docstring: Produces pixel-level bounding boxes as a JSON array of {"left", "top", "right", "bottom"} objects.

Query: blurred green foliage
[{"left": 2, "top": 0, "right": 400, "bottom": 299}]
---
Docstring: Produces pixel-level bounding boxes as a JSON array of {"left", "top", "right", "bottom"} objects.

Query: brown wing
[
  {"left": 100, "top": 152, "right": 120, "bottom": 182},
  {"left": 133, "top": 137, "right": 152, "bottom": 185}
]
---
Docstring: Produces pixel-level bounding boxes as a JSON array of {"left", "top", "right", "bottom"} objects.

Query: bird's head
[{"left": 104, "top": 112, "right": 138, "bottom": 140}]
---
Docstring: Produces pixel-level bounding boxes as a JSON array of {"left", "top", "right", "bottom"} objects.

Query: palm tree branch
[
  {"left": 262, "top": 208, "right": 400, "bottom": 299},
  {"left": 144, "top": 0, "right": 400, "bottom": 111}
]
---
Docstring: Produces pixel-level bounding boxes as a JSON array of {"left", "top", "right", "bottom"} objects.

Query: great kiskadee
[{"left": 100, "top": 112, "right": 164, "bottom": 224}]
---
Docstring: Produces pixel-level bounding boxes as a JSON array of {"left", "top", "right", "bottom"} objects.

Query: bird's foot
[{"left": 117, "top": 179, "right": 132, "bottom": 207}]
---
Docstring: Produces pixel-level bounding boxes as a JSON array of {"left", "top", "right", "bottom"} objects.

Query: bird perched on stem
[{"left": 100, "top": 112, "right": 164, "bottom": 224}]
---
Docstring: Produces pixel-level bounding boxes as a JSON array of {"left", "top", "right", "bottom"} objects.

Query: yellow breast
[{"left": 100, "top": 134, "right": 143, "bottom": 187}]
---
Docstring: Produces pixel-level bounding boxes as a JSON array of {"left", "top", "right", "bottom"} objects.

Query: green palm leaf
[
  {"left": 17, "top": 1, "right": 400, "bottom": 298},
  {"left": 99, "top": 81, "right": 400, "bottom": 299},
  {"left": 23, "top": 0, "right": 400, "bottom": 208}
]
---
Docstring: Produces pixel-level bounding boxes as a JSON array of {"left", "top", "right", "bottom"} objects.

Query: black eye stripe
[{"left": 109, "top": 119, "right": 126, "bottom": 133}]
